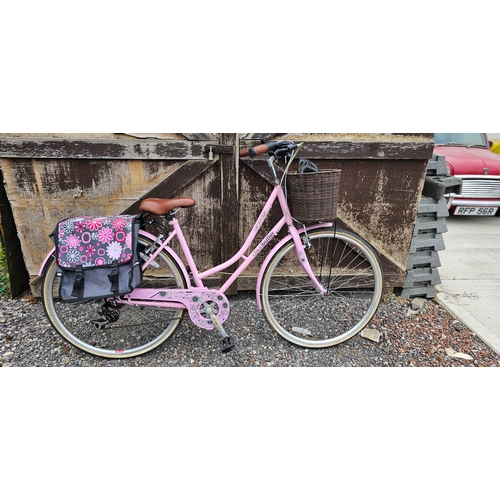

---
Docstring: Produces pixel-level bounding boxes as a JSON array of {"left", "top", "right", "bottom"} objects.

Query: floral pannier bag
[{"left": 50, "top": 215, "right": 143, "bottom": 302}]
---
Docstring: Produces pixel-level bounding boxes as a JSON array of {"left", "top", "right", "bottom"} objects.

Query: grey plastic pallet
[
  {"left": 422, "top": 175, "right": 462, "bottom": 199},
  {"left": 409, "top": 232, "right": 446, "bottom": 253},
  {"left": 413, "top": 215, "right": 448, "bottom": 235},
  {"left": 400, "top": 153, "right": 457, "bottom": 298},
  {"left": 405, "top": 249, "right": 441, "bottom": 270},
  {"left": 400, "top": 283, "right": 437, "bottom": 299},
  {"left": 404, "top": 267, "right": 441, "bottom": 287},
  {"left": 426, "top": 154, "right": 448, "bottom": 176},
  {"left": 417, "top": 196, "right": 449, "bottom": 218}
]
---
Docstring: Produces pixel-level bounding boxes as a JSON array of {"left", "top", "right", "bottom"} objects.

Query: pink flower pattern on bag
[
  {"left": 55, "top": 215, "right": 137, "bottom": 269},
  {"left": 106, "top": 241, "right": 123, "bottom": 260},
  {"left": 112, "top": 218, "right": 127, "bottom": 230},
  {"left": 75, "top": 221, "right": 86, "bottom": 233},
  {"left": 65, "top": 234, "right": 80, "bottom": 249},
  {"left": 98, "top": 226, "right": 114, "bottom": 244},
  {"left": 86, "top": 218, "right": 103, "bottom": 231}
]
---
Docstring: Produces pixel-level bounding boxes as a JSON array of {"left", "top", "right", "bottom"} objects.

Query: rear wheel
[
  {"left": 41, "top": 235, "right": 187, "bottom": 358},
  {"left": 260, "top": 228, "right": 383, "bottom": 348}
]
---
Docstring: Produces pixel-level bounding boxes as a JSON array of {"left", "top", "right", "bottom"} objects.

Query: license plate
[{"left": 454, "top": 206, "right": 498, "bottom": 216}]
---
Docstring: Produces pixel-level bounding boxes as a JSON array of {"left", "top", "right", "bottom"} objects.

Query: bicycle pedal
[{"left": 220, "top": 336, "right": 235, "bottom": 353}]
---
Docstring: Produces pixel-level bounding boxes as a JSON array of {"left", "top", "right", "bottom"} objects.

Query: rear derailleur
[{"left": 92, "top": 299, "right": 121, "bottom": 330}]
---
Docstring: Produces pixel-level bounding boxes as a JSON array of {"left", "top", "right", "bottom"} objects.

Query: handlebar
[{"left": 240, "top": 140, "right": 298, "bottom": 158}]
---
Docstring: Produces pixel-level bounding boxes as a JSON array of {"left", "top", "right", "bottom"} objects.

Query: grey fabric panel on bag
[{"left": 58, "top": 259, "right": 142, "bottom": 301}]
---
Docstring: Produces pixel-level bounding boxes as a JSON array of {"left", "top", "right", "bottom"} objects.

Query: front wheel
[
  {"left": 260, "top": 228, "right": 383, "bottom": 348},
  {"left": 41, "top": 234, "right": 187, "bottom": 359}
]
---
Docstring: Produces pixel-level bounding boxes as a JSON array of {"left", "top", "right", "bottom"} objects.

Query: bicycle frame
[
  {"left": 133, "top": 180, "right": 332, "bottom": 304},
  {"left": 38, "top": 154, "right": 332, "bottom": 317},
  {"left": 38, "top": 141, "right": 386, "bottom": 357}
]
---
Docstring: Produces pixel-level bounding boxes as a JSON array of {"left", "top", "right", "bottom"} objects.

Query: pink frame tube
[
  {"left": 167, "top": 183, "right": 326, "bottom": 296},
  {"left": 171, "top": 184, "right": 288, "bottom": 293}
]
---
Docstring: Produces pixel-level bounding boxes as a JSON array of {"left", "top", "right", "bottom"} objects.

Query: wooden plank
[
  {"left": 0, "top": 135, "right": 434, "bottom": 160},
  {"left": 181, "top": 133, "right": 218, "bottom": 141},
  {"left": 240, "top": 133, "right": 278, "bottom": 141},
  {"left": 0, "top": 138, "right": 215, "bottom": 160},
  {"left": 123, "top": 159, "right": 216, "bottom": 214},
  {"left": 219, "top": 134, "right": 239, "bottom": 295},
  {"left": 239, "top": 139, "right": 434, "bottom": 160},
  {"left": 239, "top": 158, "right": 277, "bottom": 186}
]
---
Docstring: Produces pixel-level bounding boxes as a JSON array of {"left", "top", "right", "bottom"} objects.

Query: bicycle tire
[
  {"left": 42, "top": 234, "right": 187, "bottom": 359},
  {"left": 260, "top": 228, "right": 383, "bottom": 348}
]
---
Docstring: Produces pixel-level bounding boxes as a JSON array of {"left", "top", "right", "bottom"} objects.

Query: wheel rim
[
  {"left": 261, "top": 229, "right": 383, "bottom": 348},
  {"left": 42, "top": 237, "right": 186, "bottom": 358}
]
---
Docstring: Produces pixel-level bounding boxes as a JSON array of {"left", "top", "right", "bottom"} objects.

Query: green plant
[{"left": 0, "top": 242, "right": 11, "bottom": 297}]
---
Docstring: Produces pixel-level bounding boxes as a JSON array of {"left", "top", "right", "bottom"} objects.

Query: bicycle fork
[
  {"left": 290, "top": 227, "right": 328, "bottom": 296},
  {"left": 275, "top": 181, "right": 328, "bottom": 296}
]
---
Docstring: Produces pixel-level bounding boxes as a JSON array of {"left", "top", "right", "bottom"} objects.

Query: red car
[{"left": 434, "top": 133, "right": 500, "bottom": 216}]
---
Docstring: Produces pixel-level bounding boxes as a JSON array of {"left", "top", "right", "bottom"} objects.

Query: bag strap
[
  {"left": 107, "top": 262, "right": 119, "bottom": 294},
  {"left": 71, "top": 265, "right": 84, "bottom": 299}
]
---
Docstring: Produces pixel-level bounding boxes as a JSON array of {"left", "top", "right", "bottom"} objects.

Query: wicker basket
[{"left": 287, "top": 170, "right": 341, "bottom": 223}]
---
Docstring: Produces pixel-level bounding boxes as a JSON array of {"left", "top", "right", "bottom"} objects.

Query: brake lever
[{"left": 274, "top": 148, "right": 288, "bottom": 157}]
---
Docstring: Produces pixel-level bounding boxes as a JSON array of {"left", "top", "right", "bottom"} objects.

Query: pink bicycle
[{"left": 40, "top": 140, "right": 383, "bottom": 358}]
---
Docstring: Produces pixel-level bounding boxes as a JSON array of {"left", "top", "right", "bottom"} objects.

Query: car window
[{"left": 434, "top": 133, "right": 487, "bottom": 147}]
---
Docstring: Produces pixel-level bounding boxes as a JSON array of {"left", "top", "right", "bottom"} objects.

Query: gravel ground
[{"left": 1, "top": 291, "right": 499, "bottom": 367}]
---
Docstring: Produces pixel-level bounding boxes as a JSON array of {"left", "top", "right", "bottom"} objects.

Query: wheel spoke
[
  {"left": 42, "top": 236, "right": 186, "bottom": 358},
  {"left": 261, "top": 229, "right": 383, "bottom": 347}
]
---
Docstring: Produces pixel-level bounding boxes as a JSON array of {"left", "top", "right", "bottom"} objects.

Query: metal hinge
[{"left": 204, "top": 145, "right": 234, "bottom": 156}]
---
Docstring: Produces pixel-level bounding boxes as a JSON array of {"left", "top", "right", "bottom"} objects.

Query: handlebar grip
[
  {"left": 248, "top": 144, "right": 269, "bottom": 157},
  {"left": 240, "top": 140, "right": 296, "bottom": 158}
]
